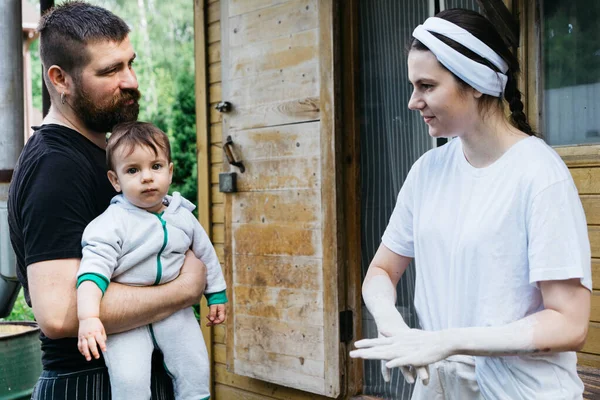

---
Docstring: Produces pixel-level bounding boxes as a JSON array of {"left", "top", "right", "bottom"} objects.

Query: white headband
[{"left": 412, "top": 17, "right": 508, "bottom": 97}]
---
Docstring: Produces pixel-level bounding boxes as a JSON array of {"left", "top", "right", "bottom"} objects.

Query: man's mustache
[{"left": 119, "top": 89, "right": 142, "bottom": 104}]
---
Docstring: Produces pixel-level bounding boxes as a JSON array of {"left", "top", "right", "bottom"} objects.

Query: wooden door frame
[
  {"left": 339, "top": 0, "right": 363, "bottom": 397},
  {"left": 193, "top": 0, "right": 214, "bottom": 396},
  {"left": 321, "top": 0, "right": 346, "bottom": 397}
]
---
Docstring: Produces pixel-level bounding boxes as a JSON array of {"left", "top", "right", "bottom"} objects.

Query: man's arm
[{"left": 28, "top": 251, "right": 207, "bottom": 339}]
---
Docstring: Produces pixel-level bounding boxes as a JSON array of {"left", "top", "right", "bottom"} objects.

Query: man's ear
[
  {"left": 107, "top": 170, "right": 122, "bottom": 192},
  {"left": 168, "top": 162, "right": 174, "bottom": 184},
  {"left": 47, "top": 65, "right": 71, "bottom": 96}
]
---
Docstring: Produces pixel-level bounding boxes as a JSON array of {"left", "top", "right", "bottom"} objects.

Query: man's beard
[{"left": 71, "top": 85, "right": 141, "bottom": 133}]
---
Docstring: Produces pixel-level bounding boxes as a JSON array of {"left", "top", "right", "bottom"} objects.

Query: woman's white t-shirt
[{"left": 382, "top": 136, "right": 591, "bottom": 399}]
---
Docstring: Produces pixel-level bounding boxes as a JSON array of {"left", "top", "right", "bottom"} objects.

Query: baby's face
[{"left": 109, "top": 144, "right": 173, "bottom": 213}]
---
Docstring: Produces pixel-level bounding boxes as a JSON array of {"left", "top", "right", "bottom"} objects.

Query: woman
[{"left": 350, "top": 9, "right": 591, "bottom": 400}]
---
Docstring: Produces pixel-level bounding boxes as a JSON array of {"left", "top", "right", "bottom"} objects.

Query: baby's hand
[
  {"left": 78, "top": 317, "right": 107, "bottom": 361},
  {"left": 206, "top": 304, "right": 226, "bottom": 326}
]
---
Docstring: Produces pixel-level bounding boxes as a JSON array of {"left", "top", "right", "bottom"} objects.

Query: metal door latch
[
  {"left": 215, "top": 101, "right": 232, "bottom": 113},
  {"left": 223, "top": 136, "right": 245, "bottom": 173},
  {"left": 218, "top": 136, "right": 244, "bottom": 193}
]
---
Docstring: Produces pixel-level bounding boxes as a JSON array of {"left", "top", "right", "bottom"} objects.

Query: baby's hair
[{"left": 106, "top": 121, "right": 171, "bottom": 171}]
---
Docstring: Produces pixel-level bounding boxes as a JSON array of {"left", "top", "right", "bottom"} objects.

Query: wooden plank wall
[
  {"left": 558, "top": 148, "right": 600, "bottom": 369},
  {"left": 556, "top": 150, "right": 600, "bottom": 369},
  {"left": 205, "top": 1, "right": 334, "bottom": 398}
]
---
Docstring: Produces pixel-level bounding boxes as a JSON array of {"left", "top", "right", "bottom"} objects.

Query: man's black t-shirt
[{"left": 8, "top": 124, "right": 116, "bottom": 370}]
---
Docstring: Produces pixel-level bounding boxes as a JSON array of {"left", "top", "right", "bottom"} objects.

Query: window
[{"left": 541, "top": 0, "right": 600, "bottom": 146}]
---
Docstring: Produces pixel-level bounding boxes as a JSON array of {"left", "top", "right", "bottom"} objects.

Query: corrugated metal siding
[{"left": 358, "top": 0, "right": 430, "bottom": 398}]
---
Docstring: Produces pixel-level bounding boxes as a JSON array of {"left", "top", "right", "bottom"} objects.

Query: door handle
[{"left": 223, "top": 135, "right": 245, "bottom": 173}]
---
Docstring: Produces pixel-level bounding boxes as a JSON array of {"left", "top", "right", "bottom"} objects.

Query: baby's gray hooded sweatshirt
[{"left": 77, "top": 192, "right": 227, "bottom": 305}]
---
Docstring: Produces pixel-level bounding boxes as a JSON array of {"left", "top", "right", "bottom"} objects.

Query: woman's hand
[
  {"left": 360, "top": 253, "right": 431, "bottom": 385},
  {"left": 376, "top": 321, "right": 430, "bottom": 384},
  {"left": 351, "top": 328, "right": 454, "bottom": 369}
]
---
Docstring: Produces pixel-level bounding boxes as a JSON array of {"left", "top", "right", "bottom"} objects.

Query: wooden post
[{"left": 193, "top": 0, "right": 213, "bottom": 395}]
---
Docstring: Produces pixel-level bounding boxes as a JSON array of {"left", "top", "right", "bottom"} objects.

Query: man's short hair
[
  {"left": 37, "top": 1, "right": 130, "bottom": 82},
  {"left": 106, "top": 122, "right": 172, "bottom": 171}
]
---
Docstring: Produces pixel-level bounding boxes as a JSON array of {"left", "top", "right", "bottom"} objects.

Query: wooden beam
[
  {"left": 319, "top": 0, "right": 342, "bottom": 397},
  {"left": 340, "top": 0, "right": 362, "bottom": 396},
  {"left": 476, "top": 0, "right": 519, "bottom": 48},
  {"left": 193, "top": 0, "right": 213, "bottom": 396}
]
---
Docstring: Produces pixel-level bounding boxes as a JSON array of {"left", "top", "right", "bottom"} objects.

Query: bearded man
[{"left": 7, "top": 2, "right": 206, "bottom": 399}]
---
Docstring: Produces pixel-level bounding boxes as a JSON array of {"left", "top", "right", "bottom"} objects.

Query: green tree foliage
[
  {"left": 10, "top": 0, "right": 199, "bottom": 321},
  {"left": 29, "top": 0, "right": 200, "bottom": 205},
  {"left": 92, "top": 0, "right": 195, "bottom": 123},
  {"left": 543, "top": 0, "right": 600, "bottom": 89},
  {"left": 29, "top": 39, "right": 42, "bottom": 113},
  {"left": 0, "top": 289, "right": 35, "bottom": 322},
  {"left": 170, "top": 70, "right": 198, "bottom": 209},
  {"left": 89, "top": 1, "right": 199, "bottom": 209}
]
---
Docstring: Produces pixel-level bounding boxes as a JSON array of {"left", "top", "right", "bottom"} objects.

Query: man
[{"left": 7, "top": 2, "right": 206, "bottom": 399}]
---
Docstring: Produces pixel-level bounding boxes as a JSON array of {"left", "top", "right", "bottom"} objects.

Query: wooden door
[{"left": 219, "top": 0, "right": 341, "bottom": 397}]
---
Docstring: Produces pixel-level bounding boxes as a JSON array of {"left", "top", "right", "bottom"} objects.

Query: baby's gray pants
[{"left": 103, "top": 307, "right": 210, "bottom": 400}]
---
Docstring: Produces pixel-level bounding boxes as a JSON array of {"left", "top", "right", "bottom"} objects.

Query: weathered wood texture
[
  {"left": 215, "top": 363, "right": 332, "bottom": 400},
  {"left": 216, "top": 0, "right": 340, "bottom": 397},
  {"left": 567, "top": 165, "right": 600, "bottom": 368},
  {"left": 194, "top": 0, "right": 215, "bottom": 396},
  {"left": 571, "top": 168, "right": 600, "bottom": 195},
  {"left": 339, "top": 0, "right": 362, "bottom": 395},
  {"left": 579, "top": 365, "right": 600, "bottom": 400},
  {"left": 578, "top": 352, "right": 600, "bottom": 369},
  {"left": 557, "top": 146, "right": 600, "bottom": 168}
]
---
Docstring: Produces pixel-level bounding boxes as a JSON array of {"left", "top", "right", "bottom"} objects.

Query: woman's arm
[
  {"left": 351, "top": 278, "right": 590, "bottom": 368},
  {"left": 362, "top": 244, "right": 429, "bottom": 384},
  {"left": 364, "top": 244, "right": 413, "bottom": 286},
  {"left": 362, "top": 244, "right": 412, "bottom": 330},
  {"left": 448, "top": 278, "right": 589, "bottom": 356},
  {"left": 28, "top": 250, "right": 207, "bottom": 339}
]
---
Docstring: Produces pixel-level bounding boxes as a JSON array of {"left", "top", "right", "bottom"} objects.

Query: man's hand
[
  {"left": 178, "top": 250, "right": 208, "bottom": 308},
  {"left": 206, "top": 304, "right": 226, "bottom": 326},
  {"left": 78, "top": 317, "right": 107, "bottom": 361}
]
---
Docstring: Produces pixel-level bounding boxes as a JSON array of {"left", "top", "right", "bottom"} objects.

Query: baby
[{"left": 76, "top": 121, "right": 226, "bottom": 400}]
